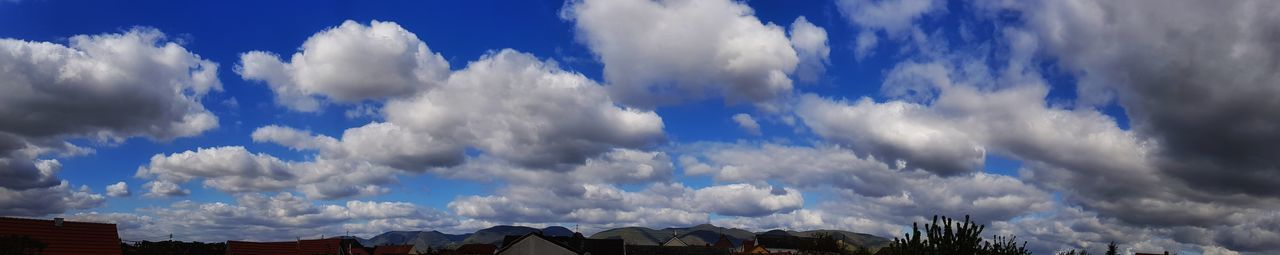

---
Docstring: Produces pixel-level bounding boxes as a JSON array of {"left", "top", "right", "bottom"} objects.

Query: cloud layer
[
  {"left": 4, "top": 1, "right": 1280, "bottom": 254},
  {"left": 0, "top": 28, "right": 219, "bottom": 216}
]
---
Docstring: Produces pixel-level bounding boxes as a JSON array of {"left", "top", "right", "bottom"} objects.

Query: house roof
[
  {"left": 0, "top": 216, "right": 122, "bottom": 255},
  {"left": 625, "top": 245, "right": 732, "bottom": 255},
  {"left": 498, "top": 232, "right": 625, "bottom": 255},
  {"left": 227, "top": 238, "right": 369, "bottom": 255},
  {"left": 755, "top": 235, "right": 841, "bottom": 252},
  {"left": 662, "top": 235, "right": 689, "bottom": 247},
  {"left": 711, "top": 234, "right": 733, "bottom": 248},
  {"left": 298, "top": 239, "right": 351, "bottom": 254},
  {"left": 372, "top": 244, "right": 414, "bottom": 255},
  {"left": 456, "top": 243, "right": 497, "bottom": 254},
  {"left": 498, "top": 233, "right": 578, "bottom": 255},
  {"left": 548, "top": 236, "right": 624, "bottom": 255},
  {"left": 741, "top": 240, "right": 770, "bottom": 254}
]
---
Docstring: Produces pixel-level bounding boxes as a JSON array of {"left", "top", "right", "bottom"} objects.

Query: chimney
[{"left": 54, "top": 217, "right": 64, "bottom": 227}]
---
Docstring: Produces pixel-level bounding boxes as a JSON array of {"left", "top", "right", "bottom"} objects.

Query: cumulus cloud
[
  {"left": 253, "top": 123, "right": 462, "bottom": 172},
  {"left": 433, "top": 148, "right": 799, "bottom": 225},
  {"left": 681, "top": 142, "right": 1052, "bottom": 225},
  {"left": 70, "top": 193, "right": 467, "bottom": 242},
  {"left": 731, "top": 113, "right": 762, "bottom": 135},
  {"left": 254, "top": 49, "right": 666, "bottom": 171},
  {"left": 134, "top": 146, "right": 396, "bottom": 199},
  {"left": 1007, "top": 0, "right": 1280, "bottom": 200},
  {"left": 0, "top": 28, "right": 218, "bottom": 216},
  {"left": 106, "top": 182, "right": 130, "bottom": 197},
  {"left": 837, "top": 0, "right": 945, "bottom": 57},
  {"left": 787, "top": 4, "right": 1280, "bottom": 250},
  {"left": 136, "top": 146, "right": 296, "bottom": 195},
  {"left": 449, "top": 182, "right": 802, "bottom": 225},
  {"left": 563, "top": 0, "right": 803, "bottom": 107},
  {"left": 0, "top": 181, "right": 105, "bottom": 216},
  {"left": 797, "top": 95, "right": 985, "bottom": 176},
  {"left": 238, "top": 20, "right": 450, "bottom": 112},
  {"left": 789, "top": 17, "right": 830, "bottom": 83},
  {"left": 142, "top": 180, "right": 190, "bottom": 197},
  {"left": 383, "top": 49, "right": 665, "bottom": 169}
]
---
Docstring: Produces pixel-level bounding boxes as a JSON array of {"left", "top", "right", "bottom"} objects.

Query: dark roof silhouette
[
  {"left": 711, "top": 234, "right": 733, "bottom": 248},
  {"left": 456, "top": 243, "right": 497, "bottom": 254},
  {"left": 625, "top": 245, "right": 732, "bottom": 255},
  {"left": 499, "top": 232, "right": 625, "bottom": 255},
  {"left": 371, "top": 244, "right": 414, "bottom": 255},
  {"left": 755, "top": 234, "right": 841, "bottom": 252},
  {"left": 228, "top": 238, "right": 404, "bottom": 255},
  {"left": 226, "top": 240, "right": 296, "bottom": 255},
  {"left": 0, "top": 216, "right": 122, "bottom": 255}
]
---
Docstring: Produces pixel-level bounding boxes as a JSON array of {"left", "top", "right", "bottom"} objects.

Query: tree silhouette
[
  {"left": 880, "top": 215, "right": 1031, "bottom": 255},
  {"left": 1105, "top": 242, "right": 1118, "bottom": 255},
  {"left": 1057, "top": 249, "right": 1090, "bottom": 255}
]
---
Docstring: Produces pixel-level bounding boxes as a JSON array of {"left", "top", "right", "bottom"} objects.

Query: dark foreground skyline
[{"left": 2, "top": 0, "right": 1278, "bottom": 254}]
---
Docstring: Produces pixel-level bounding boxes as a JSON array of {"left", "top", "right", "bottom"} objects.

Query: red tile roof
[
  {"left": 298, "top": 239, "right": 348, "bottom": 254},
  {"left": 0, "top": 216, "right": 122, "bottom": 255}
]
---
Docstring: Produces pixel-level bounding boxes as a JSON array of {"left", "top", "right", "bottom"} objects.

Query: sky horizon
[{"left": 2, "top": 0, "right": 1279, "bottom": 254}]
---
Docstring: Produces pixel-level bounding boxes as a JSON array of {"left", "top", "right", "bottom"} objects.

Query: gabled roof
[
  {"left": 497, "top": 233, "right": 578, "bottom": 255},
  {"left": 741, "top": 240, "right": 770, "bottom": 254},
  {"left": 662, "top": 235, "right": 689, "bottom": 247},
  {"left": 0, "top": 216, "right": 122, "bottom": 255},
  {"left": 711, "top": 234, "right": 733, "bottom": 248},
  {"left": 498, "top": 232, "right": 625, "bottom": 255}
]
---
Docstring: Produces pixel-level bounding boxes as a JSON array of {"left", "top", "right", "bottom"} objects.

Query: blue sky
[{"left": 2, "top": 1, "right": 1278, "bottom": 254}]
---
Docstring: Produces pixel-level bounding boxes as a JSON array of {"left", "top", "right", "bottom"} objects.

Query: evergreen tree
[
  {"left": 1105, "top": 242, "right": 1119, "bottom": 255},
  {"left": 1057, "top": 249, "right": 1090, "bottom": 255},
  {"left": 881, "top": 215, "right": 1031, "bottom": 255}
]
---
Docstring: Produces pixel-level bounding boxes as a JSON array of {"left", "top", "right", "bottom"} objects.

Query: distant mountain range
[
  {"left": 588, "top": 224, "right": 889, "bottom": 250},
  {"left": 357, "top": 224, "right": 888, "bottom": 252},
  {"left": 358, "top": 225, "right": 573, "bottom": 250}
]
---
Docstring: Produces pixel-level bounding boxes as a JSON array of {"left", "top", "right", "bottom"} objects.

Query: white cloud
[
  {"left": 253, "top": 123, "right": 463, "bottom": 172},
  {"left": 71, "top": 193, "right": 466, "bottom": 242},
  {"left": 255, "top": 48, "right": 667, "bottom": 171},
  {"left": 691, "top": 183, "right": 803, "bottom": 217},
  {"left": 837, "top": 0, "right": 943, "bottom": 37},
  {"left": 106, "top": 182, "right": 130, "bottom": 197},
  {"left": 0, "top": 27, "right": 217, "bottom": 216},
  {"left": 797, "top": 95, "right": 985, "bottom": 175},
  {"left": 448, "top": 182, "right": 802, "bottom": 225},
  {"left": 682, "top": 142, "right": 1053, "bottom": 226},
  {"left": 142, "top": 180, "right": 190, "bottom": 197},
  {"left": 563, "top": 0, "right": 801, "bottom": 107},
  {"left": 238, "top": 20, "right": 450, "bottom": 112},
  {"left": 0, "top": 181, "right": 104, "bottom": 216},
  {"left": 136, "top": 146, "right": 296, "bottom": 195},
  {"left": 836, "top": 0, "right": 944, "bottom": 59},
  {"left": 134, "top": 146, "right": 397, "bottom": 199},
  {"left": 1004, "top": 0, "right": 1280, "bottom": 202},
  {"left": 383, "top": 49, "right": 665, "bottom": 169},
  {"left": 788, "top": 17, "right": 830, "bottom": 82},
  {"left": 731, "top": 113, "right": 762, "bottom": 135}
]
